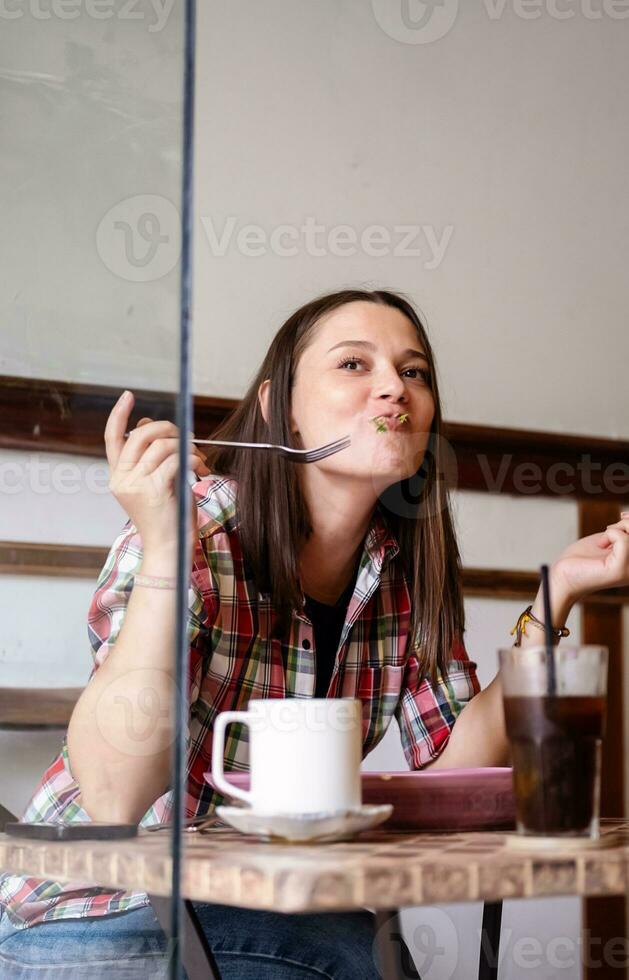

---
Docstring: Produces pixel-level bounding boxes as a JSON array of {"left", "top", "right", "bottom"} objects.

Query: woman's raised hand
[
  {"left": 104, "top": 390, "right": 211, "bottom": 556},
  {"left": 550, "top": 512, "right": 629, "bottom": 604}
]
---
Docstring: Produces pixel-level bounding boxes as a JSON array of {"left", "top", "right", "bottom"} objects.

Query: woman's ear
[
  {"left": 257, "top": 379, "right": 270, "bottom": 424},
  {"left": 258, "top": 378, "right": 300, "bottom": 436}
]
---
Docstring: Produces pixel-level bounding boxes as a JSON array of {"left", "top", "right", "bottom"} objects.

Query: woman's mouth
[{"left": 368, "top": 413, "right": 410, "bottom": 432}]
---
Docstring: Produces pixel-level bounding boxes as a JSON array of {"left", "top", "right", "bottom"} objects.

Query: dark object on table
[{"left": 4, "top": 821, "right": 138, "bottom": 840}]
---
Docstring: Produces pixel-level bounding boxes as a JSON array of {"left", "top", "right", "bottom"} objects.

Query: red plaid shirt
[{"left": 0, "top": 475, "right": 480, "bottom": 928}]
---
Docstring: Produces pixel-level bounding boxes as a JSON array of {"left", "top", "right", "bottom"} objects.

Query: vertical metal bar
[
  {"left": 171, "top": 0, "right": 197, "bottom": 977},
  {"left": 478, "top": 900, "right": 503, "bottom": 980},
  {"left": 151, "top": 896, "right": 223, "bottom": 980},
  {"left": 373, "top": 909, "right": 417, "bottom": 980}
]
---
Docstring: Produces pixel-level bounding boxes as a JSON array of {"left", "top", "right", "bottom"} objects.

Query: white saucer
[{"left": 215, "top": 803, "right": 393, "bottom": 842}]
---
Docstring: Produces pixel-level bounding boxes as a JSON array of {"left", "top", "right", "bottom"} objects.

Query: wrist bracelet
[
  {"left": 133, "top": 573, "right": 176, "bottom": 591},
  {"left": 510, "top": 604, "right": 570, "bottom": 648}
]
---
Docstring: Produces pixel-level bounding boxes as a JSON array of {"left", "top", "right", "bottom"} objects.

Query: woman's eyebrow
[{"left": 326, "top": 339, "right": 428, "bottom": 361}]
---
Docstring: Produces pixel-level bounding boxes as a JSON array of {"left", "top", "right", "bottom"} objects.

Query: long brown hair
[{"left": 204, "top": 288, "right": 465, "bottom": 684}]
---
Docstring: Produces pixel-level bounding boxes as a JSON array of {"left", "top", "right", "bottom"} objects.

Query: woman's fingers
[
  {"left": 603, "top": 528, "right": 629, "bottom": 580},
  {"left": 135, "top": 436, "right": 210, "bottom": 480},
  {"left": 605, "top": 524, "right": 629, "bottom": 545},
  {"left": 119, "top": 420, "right": 179, "bottom": 471},
  {"left": 104, "top": 390, "right": 134, "bottom": 471},
  {"left": 144, "top": 453, "right": 207, "bottom": 504},
  {"left": 105, "top": 395, "right": 209, "bottom": 477},
  {"left": 611, "top": 517, "right": 629, "bottom": 530}
]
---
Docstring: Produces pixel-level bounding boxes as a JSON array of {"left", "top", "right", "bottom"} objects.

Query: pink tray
[{"left": 203, "top": 767, "right": 516, "bottom": 831}]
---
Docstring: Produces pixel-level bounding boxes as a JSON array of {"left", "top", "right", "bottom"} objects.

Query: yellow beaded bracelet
[{"left": 510, "top": 604, "right": 570, "bottom": 647}]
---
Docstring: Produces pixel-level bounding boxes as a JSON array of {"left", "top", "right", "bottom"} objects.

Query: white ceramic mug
[{"left": 211, "top": 697, "right": 363, "bottom": 815}]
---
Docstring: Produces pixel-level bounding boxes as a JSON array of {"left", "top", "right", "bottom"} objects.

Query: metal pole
[{"left": 171, "top": 0, "right": 196, "bottom": 976}]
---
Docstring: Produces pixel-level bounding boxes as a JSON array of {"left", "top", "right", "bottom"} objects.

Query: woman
[{"left": 1, "top": 288, "right": 628, "bottom": 978}]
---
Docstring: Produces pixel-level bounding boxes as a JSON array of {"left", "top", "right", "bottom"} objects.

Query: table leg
[
  {"left": 149, "top": 894, "right": 223, "bottom": 980},
  {"left": 373, "top": 909, "right": 419, "bottom": 979},
  {"left": 478, "top": 900, "right": 503, "bottom": 980}
]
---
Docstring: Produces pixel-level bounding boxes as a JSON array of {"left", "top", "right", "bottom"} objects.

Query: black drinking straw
[{"left": 540, "top": 564, "right": 557, "bottom": 697}]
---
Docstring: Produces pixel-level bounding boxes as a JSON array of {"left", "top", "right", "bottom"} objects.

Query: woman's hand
[
  {"left": 550, "top": 512, "right": 629, "bottom": 604},
  {"left": 105, "top": 390, "right": 211, "bottom": 556}
]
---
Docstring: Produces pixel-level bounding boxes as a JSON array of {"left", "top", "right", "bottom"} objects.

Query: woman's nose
[{"left": 371, "top": 365, "right": 407, "bottom": 398}]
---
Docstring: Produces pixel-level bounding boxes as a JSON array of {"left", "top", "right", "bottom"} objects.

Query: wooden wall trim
[
  {"left": 3, "top": 541, "right": 629, "bottom": 608},
  {"left": 462, "top": 569, "right": 629, "bottom": 605},
  {"left": 0, "top": 542, "right": 107, "bottom": 578},
  {"left": 2, "top": 374, "right": 629, "bottom": 500}
]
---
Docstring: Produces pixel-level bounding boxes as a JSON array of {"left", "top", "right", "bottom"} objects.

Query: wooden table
[{"left": 2, "top": 818, "right": 627, "bottom": 980}]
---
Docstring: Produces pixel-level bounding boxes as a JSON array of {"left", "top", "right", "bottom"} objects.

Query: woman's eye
[
  {"left": 337, "top": 357, "right": 429, "bottom": 383},
  {"left": 404, "top": 368, "right": 430, "bottom": 382},
  {"left": 338, "top": 357, "right": 364, "bottom": 370}
]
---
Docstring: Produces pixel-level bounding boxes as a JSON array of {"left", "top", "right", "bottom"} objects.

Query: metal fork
[
  {"left": 144, "top": 814, "right": 224, "bottom": 833},
  {"left": 123, "top": 432, "right": 351, "bottom": 464}
]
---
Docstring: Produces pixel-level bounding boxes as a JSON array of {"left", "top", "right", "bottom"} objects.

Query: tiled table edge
[{"left": 1, "top": 822, "right": 627, "bottom": 913}]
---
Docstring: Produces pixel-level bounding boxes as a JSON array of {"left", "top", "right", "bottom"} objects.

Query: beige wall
[
  {"left": 190, "top": 1, "right": 629, "bottom": 440},
  {"left": 2, "top": 3, "right": 628, "bottom": 443}
]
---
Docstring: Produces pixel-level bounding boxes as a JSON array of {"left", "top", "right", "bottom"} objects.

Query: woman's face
[{"left": 281, "top": 301, "right": 435, "bottom": 492}]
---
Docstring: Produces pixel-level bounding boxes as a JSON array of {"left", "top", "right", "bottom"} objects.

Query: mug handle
[{"left": 211, "top": 710, "right": 253, "bottom": 806}]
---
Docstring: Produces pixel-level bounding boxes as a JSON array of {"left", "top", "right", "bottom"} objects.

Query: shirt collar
[
  {"left": 196, "top": 478, "right": 400, "bottom": 571},
  {"left": 364, "top": 501, "right": 400, "bottom": 572}
]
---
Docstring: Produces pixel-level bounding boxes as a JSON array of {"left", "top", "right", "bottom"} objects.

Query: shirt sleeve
[
  {"left": 394, "top": 635, "right": 481, "bottom": 770},
  {"left": 86, "top": 518, "right": 218, "bottom": 710},
  {"left": 22, "top": 518, "right": 219, "bottom": 826}
]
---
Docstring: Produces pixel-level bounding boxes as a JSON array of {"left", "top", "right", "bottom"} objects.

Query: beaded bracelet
[
  {"left": 133, "top": 573, "right": 176, "bottom": 590},
  {"left": 510, "top": 604, "right": 570, "bottom": 648}
]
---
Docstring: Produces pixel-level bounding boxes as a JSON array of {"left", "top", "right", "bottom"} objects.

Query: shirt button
[{"left": 303, "top": 638, "right": 311, "bottom": 649}]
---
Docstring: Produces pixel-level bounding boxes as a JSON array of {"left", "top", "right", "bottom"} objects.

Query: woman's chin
[
  {"left": 368, "top": 441, "right": 416, "bottom": 470},
  {"left": 363, "top": 458, "right": 417, "bottom": 489}
]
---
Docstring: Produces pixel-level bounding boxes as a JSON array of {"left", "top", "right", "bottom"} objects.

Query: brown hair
[{"left": 204, "top": 288, "right": 465, "bottom": 684}]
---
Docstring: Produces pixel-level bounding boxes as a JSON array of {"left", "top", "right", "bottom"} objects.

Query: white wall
[
  {"left": 0, "top": 450, "right": 130, "bottom": 817},
  {"left": 192, "top": 1, "right": 629, "bottom": 440},
  {"left": 2, "top": 3, "right": 629, "bottom": 440}
]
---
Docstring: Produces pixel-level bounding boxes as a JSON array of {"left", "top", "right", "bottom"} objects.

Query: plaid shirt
[{"left": 0, "top": 475, "right": 480, "bottom": 929}]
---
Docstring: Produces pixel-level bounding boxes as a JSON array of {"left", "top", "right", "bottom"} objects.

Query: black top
[{"left": 304, "top": 560, "right": 361, "bottom": 698}]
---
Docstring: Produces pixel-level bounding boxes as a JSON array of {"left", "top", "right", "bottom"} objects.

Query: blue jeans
[{"left": 0, "top": 901, "right": 384, "bottom": 979}]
